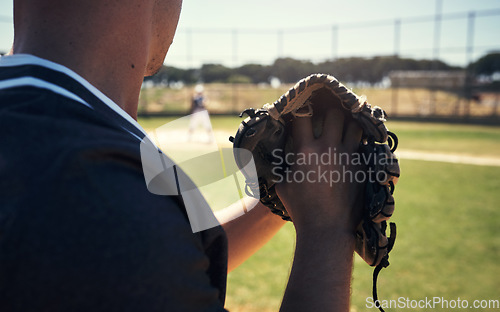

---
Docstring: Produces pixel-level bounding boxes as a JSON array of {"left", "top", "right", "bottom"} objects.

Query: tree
[
  {"left": 271, "top": 58, "right": 318, "bottom": 83},
  {"left": 200, "top": 64, "right": 232, "bottom": 83},
  {"left": 470, "top": 52, "right": 500, "bottom": 76},
  {"left": 235, "top": 64, "right": 271, "bottom": 84},
  {"left": 144, "top": 65, "right": 197, "bottom": 85},
  {"left": 142, "top": 55, "right": 467, "bottom": 86}
]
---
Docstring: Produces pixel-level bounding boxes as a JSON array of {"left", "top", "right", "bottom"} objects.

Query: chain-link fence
[
  {"left": 2, "top": 6, "right": 499, "bottom": 121},
  {"left": 138, "top": 7, "right": 500, "bottom": 122}
]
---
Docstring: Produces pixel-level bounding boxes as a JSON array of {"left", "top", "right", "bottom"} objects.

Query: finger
[
  {"left": 343, "top": 121, "right": 363, "bottom": 152},
  {"left": 321, "top": 108, "right": 344, "bottom": 144},
  {"left": 275, "top": 182, "right": 286, "bottom": 200},
  {"left": 292, "top": 116, "right": 313, "bottom": 150}
]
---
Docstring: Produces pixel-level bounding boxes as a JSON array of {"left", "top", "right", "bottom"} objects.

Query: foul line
[
  {"left": 153, "top": 129, "right": 500, "bottom": 168},
  {"left": 396, "top": 149, "right": 500, "bottom": 167}
]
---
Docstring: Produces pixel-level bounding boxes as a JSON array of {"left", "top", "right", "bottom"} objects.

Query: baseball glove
[{"left": 230, "top": 74, "right": 399, "bottom": 310}]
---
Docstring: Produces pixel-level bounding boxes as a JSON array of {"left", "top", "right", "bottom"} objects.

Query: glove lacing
[{"left": 372, "top": 222, "right": 397, "bottom": 312}]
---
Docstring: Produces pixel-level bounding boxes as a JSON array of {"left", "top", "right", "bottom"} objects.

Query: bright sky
[{"left": 1, "top": 0, "right": 500, "bottom": 68}]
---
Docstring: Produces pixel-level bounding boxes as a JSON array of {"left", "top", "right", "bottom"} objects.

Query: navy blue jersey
[
  {"left": 0, "top": 54, "right": 228, "bottom": 312},
  {"left": 193, "top": 95, "right": 205, "bottom": 110}
]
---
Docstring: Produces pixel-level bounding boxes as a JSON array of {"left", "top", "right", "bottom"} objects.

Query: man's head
[
  {"left": 12, "top": 0, "right": 183, "bottom": 115},
  {"left": 12, "top": 0, "right": 182, "bottom": 78},
  {"left": 146, "top": 0, "right": 183, "bottom": 76}
]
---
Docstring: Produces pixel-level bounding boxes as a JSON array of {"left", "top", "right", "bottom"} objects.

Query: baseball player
[{"left": 0, "top": 1, "right": 379, "bottom": 311}]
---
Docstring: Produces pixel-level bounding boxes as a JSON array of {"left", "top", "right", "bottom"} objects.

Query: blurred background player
[{"left": 188, "top": 84, "right": 213, "bottom": 143}]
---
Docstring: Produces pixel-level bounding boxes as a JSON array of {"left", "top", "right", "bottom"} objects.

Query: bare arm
[
  {"left": 281, "top": 228, "right": 355, "bottom": 311},
  {"left": 217, "top": 198, "right": 286, "bottom": 272}
]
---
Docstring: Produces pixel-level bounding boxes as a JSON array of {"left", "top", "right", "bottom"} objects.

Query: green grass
[
  {"left": 139, "top": 116, "right": 500, "bottom": 157},
  {"left": 136, "top": 117, "right": 500, "bottom": 311},
  {"left": 138, "top": 115, "right": 242, "bottom": 132},
  {"left": 225, "top": 223, "right": 295, "bottom": 312},
  {"left": 350, "top": 160, "right": 500, "bottom": 311},
  {"left": 386, "top": 121, "right": 500, "bottom": 158},
  {"left": 225, "top": 161, "right": 500, "bottom": 312},
  {"left": 137, "top": 116, "right": 179, "bottom": 130}
]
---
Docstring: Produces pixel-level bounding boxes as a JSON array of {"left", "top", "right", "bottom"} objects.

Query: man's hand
[
  {"left": 277, "top": 108, "right": 365, "bottom": 312},
  {"left": 276, "top": 108, "right": 365, "bottom": 234}
]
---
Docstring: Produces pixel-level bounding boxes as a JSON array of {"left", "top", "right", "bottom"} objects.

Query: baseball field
[{"left": 139, "top": 116, "right": 500, "bottom": 312}]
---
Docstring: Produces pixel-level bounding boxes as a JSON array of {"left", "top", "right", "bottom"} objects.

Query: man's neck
[{"left": 12, "top": 2, "right": 154, "bottom": 120}]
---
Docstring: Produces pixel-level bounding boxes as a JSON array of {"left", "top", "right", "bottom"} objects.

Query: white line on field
[
  {"left": 149, "top": 129, "right": 500, "bottom": 167},
  {"left": 396, "top": 150, "right": 500, "bottom": 167}
]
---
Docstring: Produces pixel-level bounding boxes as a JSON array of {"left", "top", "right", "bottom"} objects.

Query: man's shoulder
[
  {"left": 1, "top": 85, "right": 140, "bottom": 148},
  {"left": 0, "top": 86, "right": 149, "bottom": 201},
  {"left": 0, "top": 85, "right": 189, "bottom": 232}
]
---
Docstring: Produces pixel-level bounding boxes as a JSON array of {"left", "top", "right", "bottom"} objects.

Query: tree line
[{"left": 145, "top": 53, "right": 500, "bottom": 87}]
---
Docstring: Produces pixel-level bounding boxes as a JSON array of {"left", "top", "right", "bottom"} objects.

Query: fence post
[
  {"left": 277, "top": 30, "right": 284, "bottom": 58},
  {"left": 186, "top": 28, "right": 192, "bottom": 68},
  {"left": 430, "top": 0, "right": 443, "bottom": 115},
  {"left": 393, "top": 19, "right": 401, "bottom": 57},
  {"left": 232, "top": 29, "right": 239, "bottom": 113},
  {"left": 464, "top": 11, "right": 476, "bottom": 118},
  {"left": 332, "top": 25, "right": 338, "bottom": 61},
  {"left": 392, "top": 19, "right": 401, "bottom": 116}
]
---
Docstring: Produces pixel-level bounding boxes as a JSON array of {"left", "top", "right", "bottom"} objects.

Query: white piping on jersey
[
  {"left": 0, "top": 76, "right": 92, "bottom": 109},
  {"left": 0, "top": 54, "right": 148, "bottom": 139}
]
